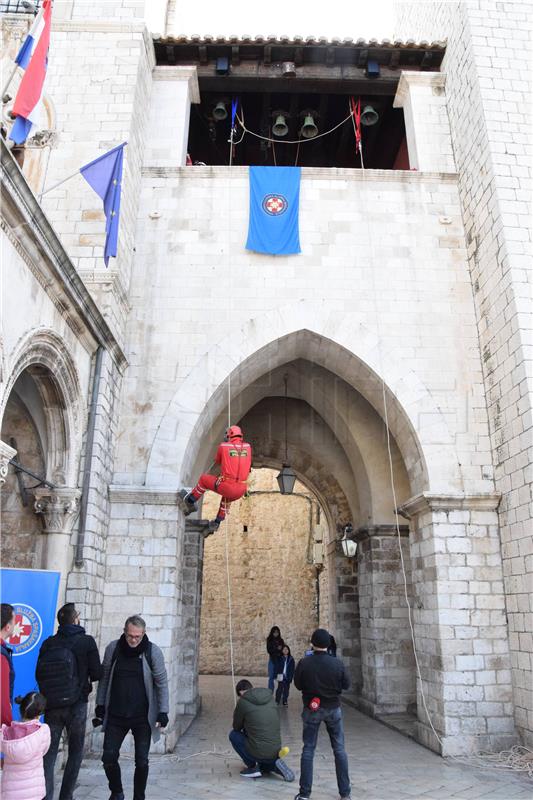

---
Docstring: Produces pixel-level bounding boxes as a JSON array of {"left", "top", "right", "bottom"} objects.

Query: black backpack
[{"left": 36, "top": 635, "right": 81, "bottom": 708}]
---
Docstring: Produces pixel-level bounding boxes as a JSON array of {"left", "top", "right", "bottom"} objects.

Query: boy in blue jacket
[{"left": 275, "top": 645, "right": 295, "bottom": 706}]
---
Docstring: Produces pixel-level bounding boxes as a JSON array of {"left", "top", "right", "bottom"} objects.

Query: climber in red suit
[{"left": 178, "top": 426, "right": 252, "bottom": 530}]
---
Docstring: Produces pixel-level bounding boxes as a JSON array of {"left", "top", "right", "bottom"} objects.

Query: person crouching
[{"left": 229, "top": 679, "right": 294, "bottom": 781}]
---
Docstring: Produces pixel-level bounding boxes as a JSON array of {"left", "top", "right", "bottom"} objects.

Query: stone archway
[{"left": 0, "top": 329, "right": 84, "bottom": 601}]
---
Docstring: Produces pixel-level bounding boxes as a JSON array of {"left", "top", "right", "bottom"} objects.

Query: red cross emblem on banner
[
  {"left": 262, "top": 193, "right": 288, "bottom": 216},
  {"left": 9, "top": 613, "right": 32, "bottom": 645}
]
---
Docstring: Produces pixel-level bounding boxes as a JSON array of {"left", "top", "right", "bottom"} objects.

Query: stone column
[
  {"left": 393, "top": 72, "right": 455, "bottom": 172},
  {"left": 356, "top": 525, "right": 416, "bottom": 717},
  {"left": 145, "top": 66, "right": 200, "bottom": 168},
  {"left": 0, "top": 439, "right": 17, "bottom": 485},
  {"left": 180, "top": 519, "right": 213, "bottom": 720},
  {"left": 34, "top": 488, "right": 81, "bottom": 605},
  {"left": 398, "top": 493, "right": 517, "bottom": 755}
]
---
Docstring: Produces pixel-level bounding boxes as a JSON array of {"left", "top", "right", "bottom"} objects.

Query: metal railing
[{"left": 0, "top": 0, "right": 40, "bottom": 14}]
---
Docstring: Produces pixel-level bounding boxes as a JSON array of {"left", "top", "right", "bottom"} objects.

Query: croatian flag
[
  {"left": 9, "top": 0, "right": 52, "bottom": 145},
  {"left": 246, "top": 166, "right": 301, "bottom": 255}
]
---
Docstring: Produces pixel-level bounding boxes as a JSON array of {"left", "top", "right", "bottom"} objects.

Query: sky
[{"left": 177, "top": 1, "right": 396, "bottom": 40}]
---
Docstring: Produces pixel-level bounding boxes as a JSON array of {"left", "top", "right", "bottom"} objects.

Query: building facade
[{"left": 0, "top": 0, "right": 531, "bottom": 756}]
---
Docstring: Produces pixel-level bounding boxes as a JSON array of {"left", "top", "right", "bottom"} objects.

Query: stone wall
[
  {"left": 199, "top": 470, "right": 326, "bottom": 674},
  {"left": 396, "top": 0, "right": 533, "bottom": 748}
]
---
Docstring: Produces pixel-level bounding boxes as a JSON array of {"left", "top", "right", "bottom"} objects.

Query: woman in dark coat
[{"left": 266, "top": 626, "right": 284, "bottom": 691}]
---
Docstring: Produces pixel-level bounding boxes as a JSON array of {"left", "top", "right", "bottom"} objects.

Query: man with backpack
[
  {"left": 37, "top": 602, "right": 102, "bottom": 800},
  {"left": 293, "top": 628, "right": 352, "bottom": 800},
  {"left": 94, "top": 615, "right": 169, "bottom": 800}
]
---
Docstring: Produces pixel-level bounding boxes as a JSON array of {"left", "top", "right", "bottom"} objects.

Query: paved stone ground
[{"left": 69, "top": 676, "right": 531, "bottom": 800}]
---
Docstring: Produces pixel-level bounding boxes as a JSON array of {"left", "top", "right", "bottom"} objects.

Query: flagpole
[
  {"left": 39, "top": 169, "right": 81, "bottom": 199},
  {"left": 1, "top": 63, "right": 20, "bottom": 100}
]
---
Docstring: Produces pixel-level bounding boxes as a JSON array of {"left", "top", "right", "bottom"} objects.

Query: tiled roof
[{"left": 155, "top": 34, "right": 446, "bottom": 49}]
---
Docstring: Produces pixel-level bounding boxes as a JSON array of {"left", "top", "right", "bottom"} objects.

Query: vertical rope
[{"left": 224, "top": 519, "right": 236, "bottom": 701}]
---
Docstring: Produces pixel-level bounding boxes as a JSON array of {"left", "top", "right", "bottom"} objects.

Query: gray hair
[{"left": 124, "top": 615, "right": 146, "bottom": 630}]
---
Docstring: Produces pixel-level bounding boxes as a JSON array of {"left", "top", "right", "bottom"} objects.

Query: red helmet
[{"left": 226, "top": 425, "right": 243, "bottom": 440}]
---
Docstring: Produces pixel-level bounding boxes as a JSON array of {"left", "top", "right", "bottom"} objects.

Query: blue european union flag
[
  {"left": 80, "top": 142, "right": 126, "bottom": 267},
  {"left": 246, "top": 166, "right": 301, "bottom": 255}
]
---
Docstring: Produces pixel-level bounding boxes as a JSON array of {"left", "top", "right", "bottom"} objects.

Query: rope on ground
[{"left": 453, "top": 746, "right": 533, "bottom": 776}]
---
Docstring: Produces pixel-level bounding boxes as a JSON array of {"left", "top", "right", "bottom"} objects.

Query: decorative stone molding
[
  {"left": 397, "top": 492, "right": 501, "bottom": 519},
  {"left": 34, "top": 488, "right": 81, "bottom": 534},
  {"left": 0, "top": 440, "right": 17, "bottom": 485}
]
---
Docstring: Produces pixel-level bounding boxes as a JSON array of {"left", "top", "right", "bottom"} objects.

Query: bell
[
  {"left": 272, "top": 114, "right": 289, "bottom": 137},
  {"left": 361, "top": 105, "right": 379, "bottom": 126},
  {"left": 300, "top": 113, "right": 318, "bottom": 139},
  {"left": 212, "top": 101, "right": 228, "bottom": 121}
]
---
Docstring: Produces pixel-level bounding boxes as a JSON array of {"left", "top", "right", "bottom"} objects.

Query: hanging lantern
[{"left": 277, "top": 464, "right": 297, "bottom": 495}]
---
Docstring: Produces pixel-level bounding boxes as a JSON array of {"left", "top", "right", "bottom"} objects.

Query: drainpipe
[{"left": 75, "top": 346, "right": 104, "bottom": 567}]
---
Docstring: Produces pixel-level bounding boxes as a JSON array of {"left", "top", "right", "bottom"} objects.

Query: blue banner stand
[{"left": 1, "top": 568, "right": 60, "bottom": 720}]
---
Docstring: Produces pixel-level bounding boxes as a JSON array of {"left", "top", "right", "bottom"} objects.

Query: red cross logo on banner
[
  {"left": 8, "top": 613, "right": 32, "bottom": 645},
  {"left": 262, "top": 193, "right": 288, "bottom": 216}
]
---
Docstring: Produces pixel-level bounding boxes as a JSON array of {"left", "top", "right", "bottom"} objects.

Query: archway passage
[
  {"left": 200, "top": 468, "right": 330, "bottom": 676},
  {"left": 184, "top": 354, "right": 418, "bottom": 726}
]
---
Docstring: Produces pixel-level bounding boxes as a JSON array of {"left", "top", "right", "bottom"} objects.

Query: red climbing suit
[{"left": 189, "top": 426, "right": 252, "bottom": 521}]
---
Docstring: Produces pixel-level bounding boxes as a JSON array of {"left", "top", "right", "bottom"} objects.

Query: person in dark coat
[
  {"left": 266, "top": 626, "right": 284, "bottom": 691},
  {"left": 275, "top": 645, "right": 295, "bottom": 706},
  {"left": 294, "top": 628, "right": 351, "bottom": 800},
  {"left": 38, "top": 603, "right": 102, "bottom": 800}
]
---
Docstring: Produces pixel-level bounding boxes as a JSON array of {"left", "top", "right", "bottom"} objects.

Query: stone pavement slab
[{"left": 67, "top": 676, "right": 531, "bottom": 800}]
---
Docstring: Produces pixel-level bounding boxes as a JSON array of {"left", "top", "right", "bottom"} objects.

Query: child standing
[
  {"left": 275, "top": 645, "right": 295, "bottom": 706},
  {"left": 0, "top": 691, "right": 50, "bottom": 800}
]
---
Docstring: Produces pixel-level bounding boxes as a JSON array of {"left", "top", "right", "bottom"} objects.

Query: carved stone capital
[
  {"left": 0, "top": 440, "right": 17, "bottom": 485},
  {"left": 34, "top": 487, "right": 81, "bottom": 534}
]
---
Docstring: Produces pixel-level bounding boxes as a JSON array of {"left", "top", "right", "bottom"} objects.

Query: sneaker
[
  {"left": 240, "top": 766, "right": 262, "bottom": 778},
  {"left": 177, "top": 489, "right": 197, "bottom": 515},
  {"left": 294, "top": 794, "right": 310, "bottom": 800},
  {"left": 283, "top": 701, "right": 288, "bottom": 706},
  {"left": 109, "top": 793, "right": 125, "bottom": 800},
  {"left": 274, "top": 758, "right": 295, "bottom": 782}
]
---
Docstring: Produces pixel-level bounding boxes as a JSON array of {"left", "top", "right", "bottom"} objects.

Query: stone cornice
[
  {"left": 152, "top": 66, "right": 200, "bottom": 103},
  {"left": 141, "top": 165, "right": 458, "bottom": 182},
  {"left": 394, "top": 70, "right": 446, "bottom": 108},
  {"left": 109, "top": 485, "right": 180, "bottom": 505},
  {"left": 397, "top": 492, "right": 501, "bottom": 519},
  {"left": 1, "top": 140, "right": 128, "bottom": 372},
  {"left": 354, "top": 524, "right": 410, "bottom": 541}
]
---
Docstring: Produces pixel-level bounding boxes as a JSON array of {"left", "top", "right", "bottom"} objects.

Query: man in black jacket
[
  {"left": 38, "top": 602, "right": 102, "bottom": 800},
  {"left": 293, "top": 628, "right": 351, "bottom": 800}
]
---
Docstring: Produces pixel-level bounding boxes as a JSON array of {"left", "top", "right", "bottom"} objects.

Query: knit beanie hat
[{"left": 311, "top": 628, "right": 331, "bottom": 649}]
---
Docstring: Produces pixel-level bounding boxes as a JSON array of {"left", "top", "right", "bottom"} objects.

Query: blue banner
[
  {"left": 246, "top": 166, "right": 301, "bottom": 255},
  {"left": 1, "top": 568, "right": 59, "bottom": 720}
]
